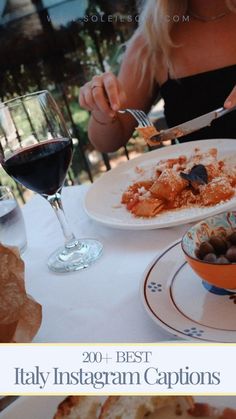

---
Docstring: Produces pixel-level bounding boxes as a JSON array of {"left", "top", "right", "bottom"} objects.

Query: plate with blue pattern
[{"left": 141, "top": 240, "right": 236, "bottom": 342}]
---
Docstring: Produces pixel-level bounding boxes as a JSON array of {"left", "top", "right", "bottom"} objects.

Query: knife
[{"left": 151, "top": 106, "right": 236, "bottom": 143}]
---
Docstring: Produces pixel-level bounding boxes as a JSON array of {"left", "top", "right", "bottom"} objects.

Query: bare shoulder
[
  {"left": 119, "top": 31, "right": 147, "bottom": 75},
  {"left": 126, "top": 31, "right": 147, "bottom": 53},
  {"left": 122, "top": 30, "right": 162, "bottom": 70}
]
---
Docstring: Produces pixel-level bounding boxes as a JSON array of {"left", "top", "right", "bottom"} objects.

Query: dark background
[{"left": 0, "top": 0, "right": 143, "bottom": 201}]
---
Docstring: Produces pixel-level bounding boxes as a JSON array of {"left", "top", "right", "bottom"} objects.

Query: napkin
[{"left": 0, "top": 243, "right": 42, "bottom": 342}]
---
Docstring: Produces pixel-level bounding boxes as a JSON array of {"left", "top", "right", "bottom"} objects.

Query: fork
[
  {"left": 118, "top": 109, "right": 153, "bottom": 127},
  {"left": 118, "top": 109, "right": 161, "bottom": 143}
]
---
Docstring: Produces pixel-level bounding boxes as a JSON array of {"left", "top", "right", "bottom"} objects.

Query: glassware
[
  {"left": 0, "top": 91, "right": 103, "bottom": 272},
  {"left": 0, "top": 186, "right": 27, "bottom": 253}
]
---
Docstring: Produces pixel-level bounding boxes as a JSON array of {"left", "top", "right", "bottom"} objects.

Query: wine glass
[{"left": 0, "top": 90, "right": 103, "bottom": 273}]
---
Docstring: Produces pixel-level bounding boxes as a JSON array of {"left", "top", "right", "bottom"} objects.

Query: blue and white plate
[{"left": 141, "top": 241, "right": 236, "bottom": 342}]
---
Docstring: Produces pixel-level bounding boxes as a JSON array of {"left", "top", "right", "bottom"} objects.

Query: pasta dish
[{"left": 121, "top": 148, "right": 236, "bottom": 218}]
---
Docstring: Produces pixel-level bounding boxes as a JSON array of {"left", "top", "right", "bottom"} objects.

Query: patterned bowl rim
[{"left": 181, "top": 211, "right": 236, "bottom": 266}]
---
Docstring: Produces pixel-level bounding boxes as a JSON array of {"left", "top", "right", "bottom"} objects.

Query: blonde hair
[
  {"left": 132, "top": 0, "right": 187, "bottom": 84},
  {"left": 138, "top": 0, "right": 187, "bottom": 61},
  {"left": 130, "top": 0, "right": 236, "bottom": 86}
]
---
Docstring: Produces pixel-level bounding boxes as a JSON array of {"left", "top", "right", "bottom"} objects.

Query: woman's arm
[{"left": 79, "top": 35, "right": 159, "bottom": 152}]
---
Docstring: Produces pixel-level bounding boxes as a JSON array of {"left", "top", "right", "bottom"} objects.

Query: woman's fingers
[
  {"left": 79, "top": 83, "right": 98, "bottom": 111},
  {"left": 119, "top": 88, "right": 127, "bottom": 105},
  {"left": 79, "top": 81, "right": 116, "bottom": 118},
  {"left": 85, "top": 88, "right": 98, "bottom": 110},
  {"left": 224, "top": 85, "right": 236, "bottom": 108},
  {"left": 92, "top": 85, "right": 115, "bottom": 117},
  {"left": 79, "top": 72, "right": 127, "bottom": 118},
  {"left": 79, "top": 75, "right": 105, "bottom": 111},
  {"left": 103, "top": 73, "right": 121, "bottom": 111}
]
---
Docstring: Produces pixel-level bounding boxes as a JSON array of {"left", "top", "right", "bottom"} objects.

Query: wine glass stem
[{"left": 46, "top": 192, "right": 79, "bottom": 249}]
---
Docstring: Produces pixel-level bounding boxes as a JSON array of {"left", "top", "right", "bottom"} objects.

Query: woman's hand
[
  {"left": 224, "top": 85, "right": 236, "bottom": 108},
  {"left": 79, "top": 72, "right": 127, "bottom": 123}
]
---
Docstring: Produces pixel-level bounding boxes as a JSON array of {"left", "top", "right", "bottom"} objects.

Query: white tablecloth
[{"left": 22, "top": 185, "right": 189, "bottom": 343}]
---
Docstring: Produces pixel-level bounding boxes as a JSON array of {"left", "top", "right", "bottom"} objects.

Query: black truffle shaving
[{"left": 180, "top": 164, "right": 208, "bottom": 185}]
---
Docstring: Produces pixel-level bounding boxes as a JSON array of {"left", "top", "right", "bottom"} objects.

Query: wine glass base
[{"left": 47, "top": 239, "right": 103, "bottom": 273}]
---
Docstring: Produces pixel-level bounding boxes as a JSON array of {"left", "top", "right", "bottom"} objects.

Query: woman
[{"left": 79, "top": 0, "right": 236, "bottom": 152}]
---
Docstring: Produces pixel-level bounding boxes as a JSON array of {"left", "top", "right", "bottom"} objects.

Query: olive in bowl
[{"left": 181, "top": 212, "right": 236, "bottom": 289}]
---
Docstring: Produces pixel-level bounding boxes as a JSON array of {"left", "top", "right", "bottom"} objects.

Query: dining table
[{"left": 21, "top": 183, "right": 190, "bottom": 343}]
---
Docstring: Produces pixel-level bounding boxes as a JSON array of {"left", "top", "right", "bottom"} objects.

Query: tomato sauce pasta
[{"left": 121, "top": 148, "right": 236, "bottom": 218}]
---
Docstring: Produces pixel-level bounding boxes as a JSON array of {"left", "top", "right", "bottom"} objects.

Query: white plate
[
  {"left": 141, "top": 241, "right": 236, "bottom": 342},
  {"left": 84, "top": 139, "right": 236, "bottom": 230},
  {"left": 1, "top": 396, "right": 236, "bottom": 418}
]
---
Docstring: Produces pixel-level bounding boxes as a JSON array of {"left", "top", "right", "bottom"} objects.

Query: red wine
[{"left": 2, "top": 139, "right": 73, "bottom": 195}]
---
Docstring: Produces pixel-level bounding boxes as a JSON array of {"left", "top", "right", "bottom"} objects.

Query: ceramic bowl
[{"left": 181, "top": 211, "right": 236, "bottom": 290}]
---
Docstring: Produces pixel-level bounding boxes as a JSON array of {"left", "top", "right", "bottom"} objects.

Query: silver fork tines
[
  {"left": 118, "top": 109, "right": 153, "bottom": 127},
  {"left": 118, "top": 108, "right": 163, "bottom": 144}
]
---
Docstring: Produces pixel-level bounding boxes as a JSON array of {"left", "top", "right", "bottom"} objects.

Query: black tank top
[{"left": 160, "top": 64, "right": 236, "bottom": 142}]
